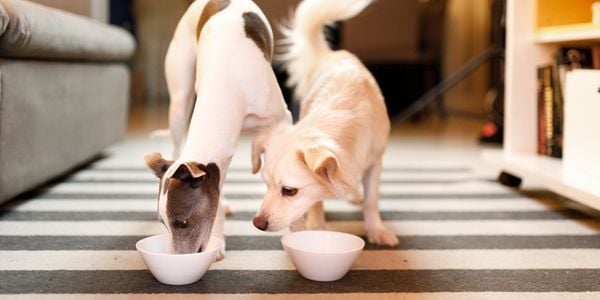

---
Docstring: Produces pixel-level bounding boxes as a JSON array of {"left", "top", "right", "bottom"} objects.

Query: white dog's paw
[
  {"left": 214, "top": 247, "right": 225, "bottom": 262},
  {"left": 212, "top": 237, "right": 226, "bottom": 262},
  {"left": 367, "top": 227, "right": 399, "bottom": 246},
  {"left": 223, "top": 202, "right": 233, "bottom": 217}
]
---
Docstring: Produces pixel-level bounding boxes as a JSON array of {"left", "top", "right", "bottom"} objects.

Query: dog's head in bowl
[{"left": 144, "top": 152, "right": 220, "bottom": 254}]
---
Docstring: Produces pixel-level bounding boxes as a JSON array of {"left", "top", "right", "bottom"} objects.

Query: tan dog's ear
[
  {"left": 297, "top": 145, "right": 338, "bottom": 180},
  {"left": 251, "top": 129, "right": 270, "bottom": 174},
  {"left": 144, "top": 152, "right": 174, "bottom": 178}
]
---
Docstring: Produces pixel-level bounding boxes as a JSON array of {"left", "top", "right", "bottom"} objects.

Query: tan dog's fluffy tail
[{"left": 279, "top": 0, "right": 372, "bottom": 99}]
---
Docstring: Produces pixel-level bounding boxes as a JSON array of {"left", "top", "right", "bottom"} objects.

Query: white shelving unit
[
  {"left": 482, "top": 0, "right": 600, "bottom": 210},
  {"left": 536, "top": 23, "right": 600, "bottom": 44}
]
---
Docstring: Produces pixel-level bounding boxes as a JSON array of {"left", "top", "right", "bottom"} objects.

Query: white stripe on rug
[
  {"left": 42, "top": 181, "right": 511, "bottom": 194},
  {"left": 6, "top": 198, "right": 560, "bottom": 212},
  {"left": 1, "top": 220, "right": 599, "bottom": 236},
  {"left": 69, "top": 171, "right": 478, "bottom": 181},
  {"left": 3, "top": 249, "right": 600, "bottom": 271}
]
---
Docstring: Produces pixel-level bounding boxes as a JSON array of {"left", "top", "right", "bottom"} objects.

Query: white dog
[
  {"left": 251, "top": 0, "right": 398, "bottom": 246},
  {"left": 144, "top": 0, "right": 291, "bottom": 257}
]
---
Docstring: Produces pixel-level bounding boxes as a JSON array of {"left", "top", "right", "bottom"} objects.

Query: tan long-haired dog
[{"left": 251, "top": 0, "right": 398, "bottom": 246}]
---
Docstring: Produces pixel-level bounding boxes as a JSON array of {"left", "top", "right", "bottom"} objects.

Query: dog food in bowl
[
  {"left": 281, "top": 230, "right": 365, "bottom": 281},
  {"left": 136, "top": 234, "right": 222, "bottom": 285}
]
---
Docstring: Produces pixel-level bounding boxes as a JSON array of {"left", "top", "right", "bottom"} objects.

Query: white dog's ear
[
  {"left": 144, "top": 152, "right": 174, "bottom": 178},
  {"left": 297, "top": 145, "right": 339, "bottom": 180},
  {"left": 251, "top": 130, "right": 270, "bottom": 174},
  {"left": 172, "top": 162, "right": 207, "bottom": 180}
]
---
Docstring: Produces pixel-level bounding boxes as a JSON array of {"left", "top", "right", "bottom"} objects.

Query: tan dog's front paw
[
  {"left": 306, "top": 217, "right": 326, "bottom": 230},
  {"left": 290, "top": 217, "right": 307, "bottom": 232},
  {"left": 306, "top": 208, "right": 326, "bottom": 230},
  {"left": 367, "top": 227, "right": 399, "bottom": 246},
  {"left": 348, "top": 188, "right": 363, "bottom": 205}
]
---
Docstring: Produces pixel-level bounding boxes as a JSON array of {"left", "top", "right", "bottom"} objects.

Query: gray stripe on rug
[
  {"left": 2, "top": 235, "right": 600, "bottom": 251},
  {"left": 1, "top": 270, "right": 599, "bottom": 293}
]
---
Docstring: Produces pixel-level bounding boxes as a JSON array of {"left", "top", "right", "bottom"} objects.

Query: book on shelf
[
  {"left": 537, "top": 65, "right": 556, "bottom": 157},
  {"left": 537, "top": 67, "right": 546, "bottom": 155},
  {"left": 537, "top": 46, "right": 599, "bottom": 159},
  {"left": 550, "top": 50, "right": 564, "bottom": 159}
]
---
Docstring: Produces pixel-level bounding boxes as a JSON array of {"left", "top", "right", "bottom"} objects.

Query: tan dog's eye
[{"left": 281, "top": 186, "right": 298, "bottom": 197}]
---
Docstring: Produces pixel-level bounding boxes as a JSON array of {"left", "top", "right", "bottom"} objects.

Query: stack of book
[{"left": 537, "top": 47, "right": 599, "bottom": 158}]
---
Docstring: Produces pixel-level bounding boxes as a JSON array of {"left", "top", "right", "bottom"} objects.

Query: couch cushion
[
  {"left": 0, "top": 59, "right": 130, "bottom": 202},
  {"left": 0, "top": 3, "right": 8, "bottom": 37},
  {"left": 0, "top": 0, "right": 135, "bottom": 61}
]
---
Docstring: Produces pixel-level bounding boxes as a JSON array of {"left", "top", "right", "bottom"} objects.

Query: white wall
[
  {"left": 131, "top": 0, "right": 189, "bottom": 103},
  {"left": 343, "top": 0, "right": 420, "bottom": 63},
  {"left": 442, "top": 0, "right": 492, "bottom": 115}
]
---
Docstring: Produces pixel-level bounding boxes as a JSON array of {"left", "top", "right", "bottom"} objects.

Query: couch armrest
[{"left": 0, "top": 0, "right": 135, "bottom": 62}]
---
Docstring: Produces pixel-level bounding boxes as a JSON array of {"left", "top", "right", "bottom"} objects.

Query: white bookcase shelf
[
  {"left": 536, "top": 23, "right": 600, "bottom": 44},
  {"left": 482, "top": 0, "right": 600, "bottom": 211},
  {"left": 483, "top": 149, "right": 600, "bottom": 210}
]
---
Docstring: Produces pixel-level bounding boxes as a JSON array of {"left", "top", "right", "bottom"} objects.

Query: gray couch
[{"left": 0, "top": 0, "right": 135, "bottom": 203}]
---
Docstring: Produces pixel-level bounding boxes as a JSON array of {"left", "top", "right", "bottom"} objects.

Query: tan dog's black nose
[{"left": 253, "top": 215, "right": 269, "bottom": 231}]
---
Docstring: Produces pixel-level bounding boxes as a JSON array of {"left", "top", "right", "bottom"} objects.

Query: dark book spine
[
  {"left": 542, "top": 65, "right": 554, "bottom": 157},
  {"left": 592, "top": 47, "right": 600, "bottom": 69},
  {"left": 537, "top": 67, "right": 546, "bottom": 155},
  {"left": 550, "top": 55, "right": 565, "bottom": 158}
]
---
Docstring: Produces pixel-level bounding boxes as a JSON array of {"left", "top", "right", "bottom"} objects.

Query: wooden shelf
[
  {"left": 536, "top": 23, "right": 600, "bottom": 44},
  {"left": 482, "top": 149, "right": 600, "bottom": 211}
]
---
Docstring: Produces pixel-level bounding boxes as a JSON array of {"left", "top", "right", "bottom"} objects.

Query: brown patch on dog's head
[
  {"left": 196, "top": 0, "right": 231, "bottom": 40},
  {"left": 242, "top": 12, "right": 273, "bottom": 61},
  {"left": 164, "top": 162, "right": 221, "bottom": 254}
]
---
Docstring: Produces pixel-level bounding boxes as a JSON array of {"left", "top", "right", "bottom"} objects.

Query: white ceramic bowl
[
  {"left": 136, "top": 234, "right": 222, "bottom": 285},
  {"left": 281, "top": 230, "right": 365, "bottom": 282}
]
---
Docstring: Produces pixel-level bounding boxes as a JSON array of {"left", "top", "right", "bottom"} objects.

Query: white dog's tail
[{"left": 279, "top": 0, "right": 372, "bottom": 99}]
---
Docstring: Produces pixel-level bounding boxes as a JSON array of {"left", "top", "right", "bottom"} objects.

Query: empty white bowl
[
  {"left": 281, "top": 230, "right": 365, "bottom": 282},
  {"left": 136, "top": 234, "right": 223, "bottom": 285}
]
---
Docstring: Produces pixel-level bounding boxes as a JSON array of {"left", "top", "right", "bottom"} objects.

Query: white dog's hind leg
[
  {"left": 306, "top": 201, "right": 326, "bottom": 230},
  {"left": 362, "top": 157, "right": 399, "bottom": 246},
  {"left": 165, "top": 38, "right": 196, "bottom": 160}
]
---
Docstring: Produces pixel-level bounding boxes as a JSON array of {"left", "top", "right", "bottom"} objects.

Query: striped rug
[{"left": 2, "top": 142, "right": 600, "bottom": 299}]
